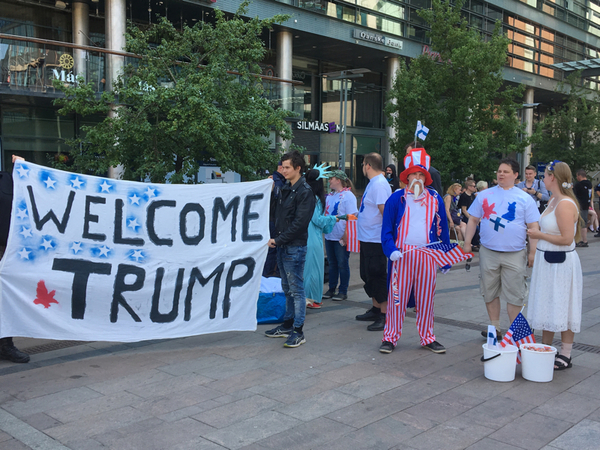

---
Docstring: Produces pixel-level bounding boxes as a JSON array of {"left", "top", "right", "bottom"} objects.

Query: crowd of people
[
  {"left": 1, "top": 147, "right": 591, "bottom": 375},
  {"left": 263, "top": 145, "right": 589, "bottom": 373}
]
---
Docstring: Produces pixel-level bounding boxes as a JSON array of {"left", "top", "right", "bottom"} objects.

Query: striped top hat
[{"left": 400, "top": 147, "right": 433, "bottom": 187}]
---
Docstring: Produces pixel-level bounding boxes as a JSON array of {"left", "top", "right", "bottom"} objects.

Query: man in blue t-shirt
[{"left": 464, "top": 159, "right": 540, "bottom": 339}]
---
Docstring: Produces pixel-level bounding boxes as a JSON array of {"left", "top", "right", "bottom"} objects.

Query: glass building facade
[{"left": 0, "top": 0, "right": 599, "bottom": 175}]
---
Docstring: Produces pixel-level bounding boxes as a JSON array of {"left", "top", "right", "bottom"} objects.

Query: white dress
[{"left": 528, "top": 198, "right": 583, "bottom": 333}]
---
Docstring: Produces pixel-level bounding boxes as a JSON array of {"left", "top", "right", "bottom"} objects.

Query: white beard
[{"left": 409, "top": 179, "right": 424, "bottom": 197}]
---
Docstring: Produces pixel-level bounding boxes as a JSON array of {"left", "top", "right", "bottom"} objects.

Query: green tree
[
  {"left": 54, "top": 2, "right": 291, "bottom": 183},
  {"left": 532, "top": 72, "right": 600, "bottom": 172},
  {"left": 386, "top": 0, "right": 526, "bottom": 186}
]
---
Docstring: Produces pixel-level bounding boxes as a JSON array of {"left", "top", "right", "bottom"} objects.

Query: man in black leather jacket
[{"left": 265, "top": 150, "right": 315, "bottom": 348}]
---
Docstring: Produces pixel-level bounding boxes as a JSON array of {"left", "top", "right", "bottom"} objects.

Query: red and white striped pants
[{"left": 383, "top": 244, "right": 437, "bottom": 346}]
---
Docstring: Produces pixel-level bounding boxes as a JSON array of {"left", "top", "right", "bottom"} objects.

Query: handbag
[
  {"left": 539, "top": 249, "right": 573, "bottom": 264},
  {"left": 543, "top": 251, "right": 566, "bottom": 263}
]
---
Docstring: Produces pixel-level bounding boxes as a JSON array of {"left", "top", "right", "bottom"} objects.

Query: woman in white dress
[{"left": 527, "top": 161, "right": 583, "bottom": 370}]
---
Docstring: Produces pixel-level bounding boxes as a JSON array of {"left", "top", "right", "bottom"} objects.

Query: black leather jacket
[{"left": 272, "top": 176, "right": 315, "bottom": 247}]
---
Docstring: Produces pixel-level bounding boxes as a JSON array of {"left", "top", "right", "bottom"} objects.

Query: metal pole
[
  {"left": 338, "top": 73, "right": 344, "bottom": 169},
  {"left": 342, "top": 77, "right": 349, "bottom": 172}
]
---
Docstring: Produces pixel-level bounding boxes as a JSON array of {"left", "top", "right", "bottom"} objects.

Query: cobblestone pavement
[{"left": 1, "top": 239, "right": 600, "bottom": 449}]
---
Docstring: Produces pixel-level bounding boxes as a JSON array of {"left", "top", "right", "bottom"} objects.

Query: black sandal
[{"left": 554, "top": 354, "right": 572, "bottom": 371}]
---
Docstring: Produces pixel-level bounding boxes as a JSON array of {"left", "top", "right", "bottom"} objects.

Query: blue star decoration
[
  {"left": 128, "top": 192, "right": 143, "bottom": 206},
  {"left": 95, "top": 245, "right": 112, "bottom": 258},
  {"left": 17, "top": 247, "right": 35, "bottom": 261},
  {"left": 70, "top": 176, "right": 85, "bottom": 189},
  {"left": 129, "top": 250, "right": 145, "bottom": 262},
  {"left": 40, "top": 237, "right": 55, "bottom": 251},
  {"left": 127, "top": 217, "right": 141, "bottom": 231},
  {"left": 15, "top": 164, "right": 30, "bottom": 179},
  {"left": 19, "top": 226, "right": 33, "bottom": 239},
  {"left": 70, "top": 242, "right": 84, "bottom": 254},
  {"left": 99, "top": 180, "right": 114, "bottom": 193}
]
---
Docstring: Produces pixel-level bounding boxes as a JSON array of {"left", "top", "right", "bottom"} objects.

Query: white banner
[{"left": 0, "top": 162, "right": 271, "bottom": 342}]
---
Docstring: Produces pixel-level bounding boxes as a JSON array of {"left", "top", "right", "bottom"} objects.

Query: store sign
[
  {"left": 52, "top": 54, "right": 77, "bottom": 84},
  {"left": 352, "top": 29, "right": 403, "bottom": 50},
  {"left": 296, "top": 121, "right": 342, "bottom": 133}
]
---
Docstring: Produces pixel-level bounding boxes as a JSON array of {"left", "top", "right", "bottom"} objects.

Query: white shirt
[
  {"left": 468, "top": 186, "right": 540, "bottom": 251},
  {"left": 357, "top": 174, "right": 392, "bottom": 243},
  {"left": 325, "top": 189, "right": 358, "bottom": 241},
  {"left": 404, "top": 194, "right": 428, "bottom": 246}
]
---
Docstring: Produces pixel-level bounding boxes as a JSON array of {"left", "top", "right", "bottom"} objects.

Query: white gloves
[{"left": 390, "top": 251, "right": 402, "bottom": 261}]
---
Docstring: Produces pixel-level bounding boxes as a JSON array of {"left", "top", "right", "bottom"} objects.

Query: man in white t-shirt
[
  {"left": 464, "top": 159, "right": 540, "bottom": 338},
  {"left": 355, "top": 153, "right": 392, "bottom": 331}
]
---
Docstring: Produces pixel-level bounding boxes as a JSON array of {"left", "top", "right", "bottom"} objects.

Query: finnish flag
[{"left": 415, "top": 121, "right": 429, "bottom": 141}]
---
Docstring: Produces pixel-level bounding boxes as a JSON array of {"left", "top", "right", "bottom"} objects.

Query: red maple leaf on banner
[
  {"left": 33, "top": 281, "right": 58, "bottom": 309},
  {"left": 482, "top": 198, "right": 497, "bottom": 220}
]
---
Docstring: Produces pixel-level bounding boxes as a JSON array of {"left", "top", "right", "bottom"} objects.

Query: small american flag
[
  {"left": 500, "top": 312, "right": 536, "bottom": 364},
  {"left": 415, "top": 242, "right": 472, "bottom": 267},
  {"left": 346, "top": 218, "right": 360, "bottom": 253}
]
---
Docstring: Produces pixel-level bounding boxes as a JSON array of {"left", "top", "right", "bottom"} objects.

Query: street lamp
[
  {"left": 520, "top": 102, "right": 540, "bottom": 173},
  {"left": 322, "top": 69, "right": 370, "bottom": 171}
]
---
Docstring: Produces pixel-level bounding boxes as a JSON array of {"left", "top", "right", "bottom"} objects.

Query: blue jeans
[
  {"left": 277, "top": 245, "right": 307, "bottom": 329},
  {"left": 325, "top": 239, "right": 350, "bottom": 295}
]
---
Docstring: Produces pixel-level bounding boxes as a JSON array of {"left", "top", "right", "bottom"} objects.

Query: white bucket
[
  {"left": 520, "top": 343, "right": 557, "bottom": 382},
  {"left": 481, "top": 344, "right": 518, "bottom": 382}
]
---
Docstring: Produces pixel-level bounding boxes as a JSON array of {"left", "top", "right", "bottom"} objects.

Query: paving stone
[
  {"left": 194, "top": 357, "right": 271, "bottom": 380},
  {"left": 3, "top": 387, "right": 103, "bottom": 417},
  {"left": 61, "top": 437, "right": 108, "bottom": 450},
  {"left": 253, "top": 416, "right": 355, "bottom": 450},
  {"left": 384, "top": 375, "right": 461, "bottom": 404},
  {"left": 44, "top": 406, "right": 154, "bottom": 441},
  {"left": 401, "top": 390, "right": 484, "bottom": 424},
  {"left": 587, "top": 407, "right": 600, "bottom": 423},
  {"left": 125, "top": 372, "right": 213, "bottom": 398},
  {"left": 566, "top": 373, "right": 600, "bottom": 399},
  {"left": 572, "top": 353, "right": 600, "bottom": 370},
  {"left": 335, "top": 372, "right": 411, "bottom": 399},
  {"left": 193, "top": 394, "right": 282, "bottom": 428},
  {"left": 320, "top": 361, "right": 384, "bottom": 384},
  {"left": 489, "top": 412, "right": 573, "bottom": 449},
  {"left": 130, "top": 384, "right": 223, "bottom": 416},
  {"left": 402, "top": 416, "right": 493, "bottom": 450},
  {"left": 533, "top": 392, "right": 600, "bottom": 424},
  {"left": 247, "top": 374, "right": 341, "bottom": 403},
  {"left": 325, "top": 392, "right": 412, "bottom": 428},
  {"left": 158, "top": 403, "right": 220, "bottom": 423},
  {"left": 453, "top": 395, "right": 535, "bottom": 429},
  {"left": 46, "top": 391, "right": 141, "bottom": 423},
  {"left": 387, "top": 410, "right": 441, "bottom": 434},
  {"left": 156, "top": 354, "right": 232, "bottom": 376},
  {"left": 0, "top": 430, "right": 12, "bottom": 443},
  {"left": 203, "top": 410, "right": 301, "bottom": 449},
  {"left": 464, "top": 437, "right": 527, "bottom": 449},
  {"left": 325, "top": 415, "right": 422, "bottom": 450},
  {"left": 102, "top": 418, "right": 222, "bottom": 450},
  {"left": 450, "top": 375, "right": 523, "bottom": 400},
  {"left": 19, "top": 412, "right": 62, "bottom": 431},
  {"left": 546, "top": 419, "right": 600, "bottom": 450},
  {"left": 92, "top": 417, "right": 166, "bottom": 446},
  {"left": 88, "top": 368, "right": 175, "bottom": 395},
  {"left": 275, "top": 389, "right": 360, "bottom": 422},
  {"left": 0, "top": 438, "right": 33, "bottom": 450},
  {"left": 500, "top": 380, "right": 565, "bottom": 407},
  {"left": 206, "top": 368, "right": 284, "bottom": 394}
]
